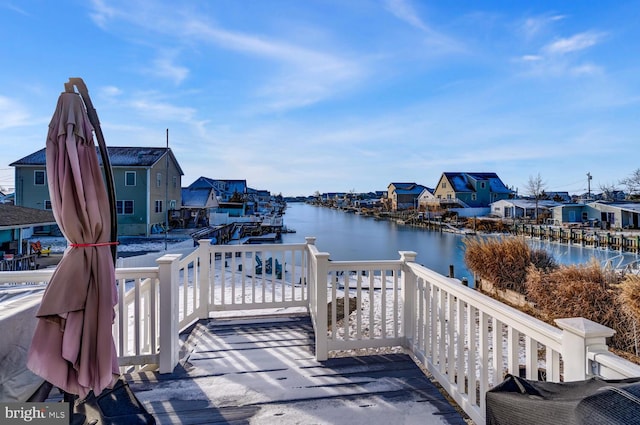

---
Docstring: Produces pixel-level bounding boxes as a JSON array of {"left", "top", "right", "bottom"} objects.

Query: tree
[
  {"left": 524, "top": 173, "right": 547, "bottom": 223},
  {"left": 620, "top": 169, "right": 640, "bottom": 198},
  {"left": 599, "top": 183, "right": 618, "bottom": 202}
]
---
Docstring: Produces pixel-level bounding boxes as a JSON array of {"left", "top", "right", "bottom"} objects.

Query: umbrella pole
[{"left": 64, "top": 78, "right": 118, "bottom": 264}]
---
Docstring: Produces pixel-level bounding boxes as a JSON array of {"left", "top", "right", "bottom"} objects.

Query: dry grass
[
  {"left": 525, "top": 260, "right": 639, "bottom": 354},
  {"left": 464, "top": 237, "right": 640, "bottom": 358},
  {"left": 463, "top": 236, "right": 556, "bottom": 293},
  {"left": 464, "top": 218, "right": 511, "bottom": 233}
]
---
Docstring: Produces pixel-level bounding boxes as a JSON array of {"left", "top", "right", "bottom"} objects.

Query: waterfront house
[
  {"left": 0, "top": 204, "right": 56, "bottom": 257},
  {"left": 417, "top": 186, "right": 438, "bottom": 209},
  {"left": 10, "top": 147, "right": 184, "bottom": 236},
  {"left": 542, "top": 191, "right": 572, "bottom": 203},
  {"left": 179, "top": 187, "right": 219, "bottom": 227},
  {"left": 552, "top": 201, "right": 640, "bottom": 229},
  {"left": 387, "top": 182, "right": 428, "bottom": 211},
  {"left": 433, "top": 172, "right": 513, "bottom": 209},
  {"left": 187, "top": 177, "right": 248, "bottom": 216},
  {"left": 490, "top": 199, "right": 562, "bottom": 220}
]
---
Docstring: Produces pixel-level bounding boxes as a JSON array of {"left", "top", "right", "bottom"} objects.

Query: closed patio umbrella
[{"left": 26, "top": 79, "right": 119, "bottom": 399}]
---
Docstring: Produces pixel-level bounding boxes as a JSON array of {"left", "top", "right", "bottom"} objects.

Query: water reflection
[{"left": 281, "top": 203, "right": 639, "bottom": 282}]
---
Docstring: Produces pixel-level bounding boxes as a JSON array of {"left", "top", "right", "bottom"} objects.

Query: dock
[{"left": 124, "top": 314, "right": 468, "bottom": 425}]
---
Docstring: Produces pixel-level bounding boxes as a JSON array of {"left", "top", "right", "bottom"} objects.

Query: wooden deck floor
[{"left": 125, "top": 314, "right": 469, "bottom": 425}]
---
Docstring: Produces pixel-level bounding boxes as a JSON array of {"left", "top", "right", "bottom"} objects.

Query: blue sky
[{"left": 1, "top": 1, "right": 639, "bottom": 197}]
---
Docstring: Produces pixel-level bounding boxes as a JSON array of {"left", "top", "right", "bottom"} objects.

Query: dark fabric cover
[
  {"left": 72, "top": 379, "right": 155, "bottom": 425},
  {"left": 486, "top": 374, "right": 640, "bottom": 425}
]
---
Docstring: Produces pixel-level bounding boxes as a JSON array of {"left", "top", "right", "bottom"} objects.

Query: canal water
[{"left": 281, "top": 202, "right": 639, "bottom": 283}]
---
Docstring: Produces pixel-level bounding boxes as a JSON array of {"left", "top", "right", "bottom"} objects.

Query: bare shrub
[
  {"left": 526, "top": 260, "right": 638, "bottom": 353},
  {"left": 616, "top": 275, "right": 640, "bottom": 356},
  {"left": 464, "top": 236, "right": 556, "bottom": 293}
]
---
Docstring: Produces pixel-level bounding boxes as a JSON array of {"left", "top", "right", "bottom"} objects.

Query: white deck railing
[{"left": 3, "top": 237, "right": 640, "bottom": 425}]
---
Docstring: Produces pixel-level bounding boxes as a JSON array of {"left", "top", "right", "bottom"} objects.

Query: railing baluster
[
  {"left": 356, "top": 271, "right": 362, "bottom": 339},
  {"left": 468, "top": 305, "right": 478, "bottom": 406},
  {"left": 439, "top": 286, "right": 446, "bottom": 374},
  {"left": 447, "top": 291, "right": 455, "bottom": 383},
  {"left": 456, "top": 297, "right": 465, "bottom": 394},
  {"left": 507, "top": 326, "right": 519, "bottom": 376},
  {"left": 492, "top": 318, "right": 503, "bottom": 386},
  {"left": 478, "top": 311, "right": 489, "bottom": 412}
]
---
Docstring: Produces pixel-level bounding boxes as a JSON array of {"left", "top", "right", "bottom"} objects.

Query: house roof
[
  {"left": 443, "top": 172, "right": 512, "bottom": 194},
  {"left": 592, "top": 201, "right": 640, "bottom": 213},
  {"left": 492, "top": 199, "right": 561, "bottom": 208},
  {"left": 10, "top": 147, "right": 184, "bottom": 175},
  {"left": 0, "top": 204, "right": 56, "bottom": 228},
  {"left": 389, "top": 182, "right": 419, "bottom": 190},
  {"left": 188, "top": 177, "right": 247, "bottom": 194},
  {"left": 395, "top": 184, "right": 428, "bottom": 195},
  {"left": 181, "top": 187, "right": 214, "bottom": 208}
]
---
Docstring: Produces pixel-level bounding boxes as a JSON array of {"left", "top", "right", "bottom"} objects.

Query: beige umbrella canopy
[{"left": 27, "top": 79, "right": 119, "bottom": 398}]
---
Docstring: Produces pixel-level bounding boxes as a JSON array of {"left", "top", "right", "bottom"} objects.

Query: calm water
[{"left": 281, "top": 202, "right": 639, "bottom": 283}]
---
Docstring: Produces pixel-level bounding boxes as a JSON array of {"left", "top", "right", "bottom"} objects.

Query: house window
[
  {"left": 155, "top": 200, "right": 163, "bottom": 213},
  {"left": 480, "top": 182, "right": 486, "bottom": 189},
  {"left": 472, "top": 193, "right": 477, "bottom": 201},
  {"left": 447, "top": 194, "right": 452, "bottom": 199},
  {"left": 441, "top": 182, "right": 446, "bottom": 189},
  {"left": 117, "top": 200, "right": 134, "bottom": 215},
  {"left": 125, "top": 171, "right": 136, "bottom": 186},
  {"left": 44, "top": 200, "right": 52, "bottom": 210},
  {"left": 34, "top": 170, "right": 45, "bottom": 185},
  {"left": 169, "top": 200, "right": 176, "bottom": 209},
  {"left": 157, "top": 173, "right": 162, "bottom": 188},
  {"left": 172, "top": 176, "right": 177, "bottom": 188}
]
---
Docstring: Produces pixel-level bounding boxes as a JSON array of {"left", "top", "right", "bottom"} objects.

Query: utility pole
[
  {"left": 165, "top": 128, "right": 169, "bottom": 251},
  {"left": 587, "top": 172, "right": 592, "bottom": 200}
]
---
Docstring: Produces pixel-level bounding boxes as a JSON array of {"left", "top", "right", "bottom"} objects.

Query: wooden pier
[{"left": 513, "top": 224, "right": 640, "bottom": 254}]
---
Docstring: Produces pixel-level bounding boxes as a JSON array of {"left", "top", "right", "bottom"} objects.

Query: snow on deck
[{"left": 124, "top": 315, "right": 468, "bottom": 425}]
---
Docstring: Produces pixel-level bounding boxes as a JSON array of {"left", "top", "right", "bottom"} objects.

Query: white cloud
[
  {"left": 383, "top": 0, "right": 463, "bottom": 53},
  {"left": 384, "top": 0, "right": 428, "bottom": 32},
  {"left": 181, "top": 18, "right": 364, "bottom": 110},
  {"left": 569, "top": 64, "right": 601, "bottom": 76},
  {"left": 544, "top": 31, "right": 604, "bottom": 55},
  {"left": 0, "top": 96, "right": 31, "bottom": 130},
  {"left": 149, "top": 56, "right": 189, "bottom": 85},
  {"left": 89, "top": 0, "right": 121, "bottom": 29},
  {"left": 100, "top": 86, "right": 123, "bottom": 97},
  {"left": 521, "top": 14, "right": 566, "bottom": 39}
]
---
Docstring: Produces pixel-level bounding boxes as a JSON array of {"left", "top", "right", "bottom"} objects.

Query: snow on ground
[{"left": 36, "top": 232, "right": 194, "bottom": 256}]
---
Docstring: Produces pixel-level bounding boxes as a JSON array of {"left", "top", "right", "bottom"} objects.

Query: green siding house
[
  {"left": 433, "top": 172, "right": 513, "bottom": 208},
  {"left": 10, "top": 147, "right": 184, "bottom": 236}
]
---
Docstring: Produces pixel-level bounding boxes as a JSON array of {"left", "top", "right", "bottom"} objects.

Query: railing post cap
[
  {"left": 156, "top": 253, "right": 183, "bottom": 264},
  {"left": 197, "top": 238, "right": 211, "bottom": 245},
  {"left": 305, "top": 237, "right": 317, "bottom": 245},
  {"left": 555, "top": 317, "right": 616, "bottom": 338},
  {"left": 399, "top": 251, "right": 417, "bottom": 262}
]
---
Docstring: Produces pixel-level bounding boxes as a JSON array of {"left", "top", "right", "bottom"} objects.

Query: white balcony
[{"left": 2, "top": 237, "right": 639, "bottom": 424}]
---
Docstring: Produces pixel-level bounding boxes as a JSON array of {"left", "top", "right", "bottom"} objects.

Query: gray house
[
  {"left": 10, "top": 147, "right": 184, "bottom": 236},
  {"left": 490, "top": 199, "right": 562, "bottom": 220},
  {"left": 551, "top": 202, "right": 640, "bottom": 229}
]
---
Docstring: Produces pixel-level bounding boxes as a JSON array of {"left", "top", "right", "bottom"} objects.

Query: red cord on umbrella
[{"left": 70, "top": 242, "right": 119, "bottom": 248}]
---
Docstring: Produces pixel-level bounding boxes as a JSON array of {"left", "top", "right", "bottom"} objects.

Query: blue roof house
[
  {"left": 387, "top": 183, "right": 428, "bottom": 211},
  {"left": 433, "top": 172, "right": 513, "bottom": 208}
]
